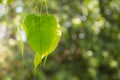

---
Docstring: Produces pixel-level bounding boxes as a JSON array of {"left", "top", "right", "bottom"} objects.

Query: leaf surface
[{"left": 23, "top": 14, "right": 61, "bottom": 68}]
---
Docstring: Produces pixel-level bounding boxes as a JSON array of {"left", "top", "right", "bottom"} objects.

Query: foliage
[
  {"left": 0, "top": 0, "right": 120, "bottom": 80},
  {"left": 23, "top": 14, "right": 61, "bottom": 69}
]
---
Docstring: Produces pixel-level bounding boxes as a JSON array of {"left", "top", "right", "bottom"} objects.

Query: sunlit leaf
[{"left": 23, "top": 14, "right": 61, "bottom": 68}]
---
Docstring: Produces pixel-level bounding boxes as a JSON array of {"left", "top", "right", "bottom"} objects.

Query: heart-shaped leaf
[{"left": 23, "top": 14, "right": 61, "bottom": 68}]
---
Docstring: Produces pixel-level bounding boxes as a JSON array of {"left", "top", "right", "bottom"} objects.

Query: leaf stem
[
  {"left": 45, "top": 0, "right": 48, "bottom": 14},
  {"left": 40, "top": 0, "right": 43, "bottom": 16}
]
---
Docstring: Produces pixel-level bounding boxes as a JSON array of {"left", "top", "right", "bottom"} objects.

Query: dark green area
[{"left": 0, "top": 0, "right": 120, "bottom": 80}]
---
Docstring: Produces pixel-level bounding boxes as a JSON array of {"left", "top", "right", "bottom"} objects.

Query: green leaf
[{"left": 23, "top": 14, "right": 61, "bottom": 68}]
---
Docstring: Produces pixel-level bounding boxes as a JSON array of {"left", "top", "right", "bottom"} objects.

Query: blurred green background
[{"left": 0, "top": 0, "right": 120, "bottom": 80}]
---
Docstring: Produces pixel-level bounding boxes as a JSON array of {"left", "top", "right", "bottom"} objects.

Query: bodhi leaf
[
  {"left": 23, "top": 14, "right": 61, "bottom": 69},
  {"left": 24, "top": 14, "right": 57, "bottom": 54}
]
